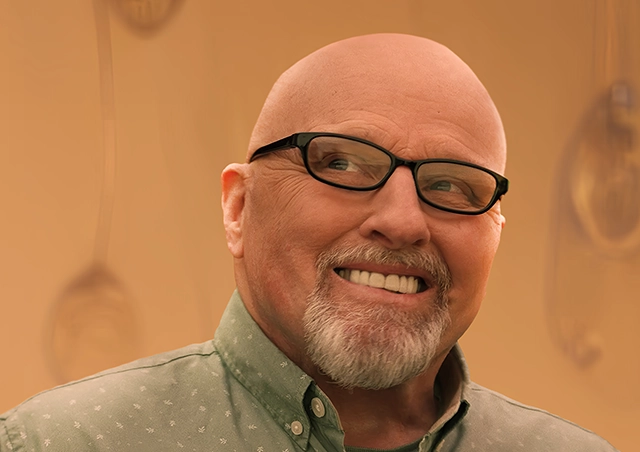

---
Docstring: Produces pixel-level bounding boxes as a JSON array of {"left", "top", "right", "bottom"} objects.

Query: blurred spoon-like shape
[
  {"left": 45, "top": 0, "right": 140, "bottom": 383},
  {"left": 46, "top": 264, "right": 139, "bottom": 383},
  {"left": 110, "top": 0, "right": 184, "bottom": 36},
  {"left": 545, "top": 2, "right": 640, "bottom": 409},
  {"left": 571, "top": 82, "right": 640, "bottom": 258}
]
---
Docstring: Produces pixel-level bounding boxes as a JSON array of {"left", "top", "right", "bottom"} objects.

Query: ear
[{"left": 221, "top": 163, "right": 249, "bottom": 258}]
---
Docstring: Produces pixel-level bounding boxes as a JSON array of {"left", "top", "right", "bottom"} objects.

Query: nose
[{"left": 358, "top": 166, "right": 431, "bottom": 249}]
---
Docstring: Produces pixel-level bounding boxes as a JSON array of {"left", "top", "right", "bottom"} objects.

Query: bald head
[{"left": 247, "top": 33, "right": 506, "bottom": 172}]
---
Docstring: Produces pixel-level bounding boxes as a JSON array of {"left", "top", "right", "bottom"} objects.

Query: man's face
[{"left": 227, "top": 41, "right": 506, "bottom": 388}]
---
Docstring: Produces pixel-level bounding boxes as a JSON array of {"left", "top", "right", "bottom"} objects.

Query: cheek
[
  {"left": 241, "top": 176, "right": 368, "bottom": 349},
  {"left": 244, "top": 177, "right": 356, "bottom": 292},
  {"left": 438, "top": 218, "right": 502, "bottom": 309},
  {"left": 253, "top": 175, "right": 363, "bottom": 245}
]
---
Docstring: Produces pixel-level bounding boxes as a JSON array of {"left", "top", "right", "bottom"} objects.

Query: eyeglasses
[{"left": 250, "top": 132, "right": 509, "bottom": 215}]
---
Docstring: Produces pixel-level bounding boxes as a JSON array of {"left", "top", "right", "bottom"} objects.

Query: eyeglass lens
[{"left": 305, "top": 136, "right": 498, "bottom": 212}]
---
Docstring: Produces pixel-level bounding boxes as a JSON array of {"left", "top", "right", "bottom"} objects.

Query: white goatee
[{"left": 303, "top": 245, "right": 452, "bottom": 390}]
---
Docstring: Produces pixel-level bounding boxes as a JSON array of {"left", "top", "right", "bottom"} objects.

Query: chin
[{"left": 303, "top": 286, "right": 451, "bottom": 390}]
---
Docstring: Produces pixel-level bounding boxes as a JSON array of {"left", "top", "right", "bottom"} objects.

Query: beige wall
[{"left": 0, "top": 1, "right": 637, "bottom": 450}]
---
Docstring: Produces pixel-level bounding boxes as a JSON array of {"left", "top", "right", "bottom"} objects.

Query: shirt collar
[
  {"left": 214, "top": 290, "right": 472, "bottom": 450},
  {"left": 213, "top": 291, "right": 318, "bottom": 448},
  {"left": 429, "top": 343, "right": 471, "bottom": 433}
]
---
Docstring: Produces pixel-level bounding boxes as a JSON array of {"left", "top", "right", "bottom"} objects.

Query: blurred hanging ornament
[
  {"left": 570, "top": 81, "right": 640, "bottom": 258},
  {"left": 47, "top": 264, "right": 140, "bottom": 383},
  {"left": 546, "top": 0, "right": 640, "bottom": 408},
  {"left": 110, "top": 0, "right": 184, "bottom": 35},
  {"left": 45, "top": 0, "right": 140, "bottom": 383}
]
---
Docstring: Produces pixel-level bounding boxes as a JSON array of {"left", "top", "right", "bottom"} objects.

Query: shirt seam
[
  {"left": 5, "top": 347, "right": 219, "bottom": 415},
  {"left": 468, "top": 384, "right": 611, "bottom": 439},
  {"left": 1, "top": 417, "right": 19, "bottom": 451}
]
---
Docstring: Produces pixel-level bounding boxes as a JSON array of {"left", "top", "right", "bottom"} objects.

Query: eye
[
  {"left": 429, "top": 180, "right": 462, "bottom": 193},
  {"left": 427, "top": 179, "right": 466, "bottom": 194},
  {"left": 326, "top": 157, "right": 358, "bottom": 172}
]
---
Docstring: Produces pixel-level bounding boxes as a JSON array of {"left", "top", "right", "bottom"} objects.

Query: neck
[{"left": 312, "top": 354, "right": 447, "bottom": 450}]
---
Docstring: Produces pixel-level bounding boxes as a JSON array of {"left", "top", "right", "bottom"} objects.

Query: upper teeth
[{"left": 337, "top": 269, "right": 421, "bottom": 294}]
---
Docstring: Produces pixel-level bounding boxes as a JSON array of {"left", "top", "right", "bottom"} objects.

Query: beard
[{"left": 303, "top": 244, "right": 452, "bottom": 390}]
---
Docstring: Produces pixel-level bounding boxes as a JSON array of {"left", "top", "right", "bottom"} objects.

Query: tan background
[{"left": 0, "top": 1, "right": 637, "bottom": 450}]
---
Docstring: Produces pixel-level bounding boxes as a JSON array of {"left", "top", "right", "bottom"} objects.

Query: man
[{"left": 1, "top": 34, "right": 617, "bottom": 451}]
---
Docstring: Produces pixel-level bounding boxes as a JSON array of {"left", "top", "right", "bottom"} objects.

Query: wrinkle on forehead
[{"left": 248, "top": 33, "right": 506, "bottom": 172}]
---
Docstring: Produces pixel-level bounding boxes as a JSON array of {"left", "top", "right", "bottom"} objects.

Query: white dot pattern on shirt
[{"left": 0, "top": 338, "right": 308, "bottom": 450}]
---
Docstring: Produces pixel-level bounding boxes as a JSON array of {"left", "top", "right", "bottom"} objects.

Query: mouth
[{"left": 334, "top": 268, "right": 428, "bottom": 294}]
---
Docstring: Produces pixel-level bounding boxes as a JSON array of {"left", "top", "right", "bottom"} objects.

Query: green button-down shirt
[{"left": 1, "top": 291, "right": 618, "bottom": 451}]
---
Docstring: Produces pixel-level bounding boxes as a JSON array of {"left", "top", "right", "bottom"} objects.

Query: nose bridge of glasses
[
  {"left": 386, "top": 156, "right": 421, "bottom": 184},
  {"left": 381, "top": 158, "right": 424, "bottom": 202}
]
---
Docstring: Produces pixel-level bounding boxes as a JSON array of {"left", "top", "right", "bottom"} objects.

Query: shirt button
[
  {"left": 311, "top": 397, "right": 326, "bottom": 418},
  {"left": 291, "top": 420, "right": 304, "bottom": 436}
]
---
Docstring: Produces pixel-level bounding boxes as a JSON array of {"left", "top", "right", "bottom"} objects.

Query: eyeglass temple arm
[{"left": 250, "top": 135, "right": 298, "bottom": 161}]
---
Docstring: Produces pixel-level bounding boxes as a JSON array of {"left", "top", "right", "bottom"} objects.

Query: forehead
[
  {"left": 254, "top": 35, "right": 506, "bottom": 173},
  {"left": 305, "top": 96, "right": 505, "bottom": 172}
]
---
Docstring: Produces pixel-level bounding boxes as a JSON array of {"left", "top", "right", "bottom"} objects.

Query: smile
[{"left": 335, "top": 268, "right": 427, "bottom": 294}]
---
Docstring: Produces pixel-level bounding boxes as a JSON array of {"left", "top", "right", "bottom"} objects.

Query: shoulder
[
  {"left": 0, "top": 341, "right": 227, "bottom": 451},
  {"left": 7, "top": 340, "right": 222, "bottom": 409},
  {"left": 452, "top": 382, "right": 619, "bottom": 451}
]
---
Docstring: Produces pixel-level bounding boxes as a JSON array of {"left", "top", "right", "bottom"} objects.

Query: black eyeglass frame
[{"left": 250, "top": 132, "right": 509, "bottom": 215}]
